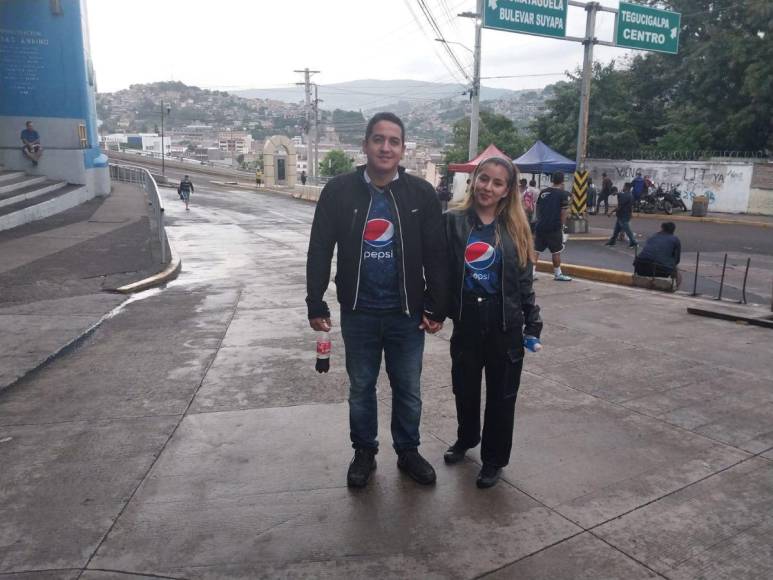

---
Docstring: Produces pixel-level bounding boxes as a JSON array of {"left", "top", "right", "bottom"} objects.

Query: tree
[
  {"left": 530, "top": 1, "right": 773, "bottom": 156},
  {"left": 444, "top": 110, "right": 530, "bottom": 165},
  {"left": 320, "top": 149, "right": 353, "bottom": 176}
]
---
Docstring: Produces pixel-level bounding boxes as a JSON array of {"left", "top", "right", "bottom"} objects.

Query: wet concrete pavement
[{"left": 1, "top": 176, "right": 772, "bottom": 578}]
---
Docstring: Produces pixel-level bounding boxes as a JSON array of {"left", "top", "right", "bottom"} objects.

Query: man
[
  {"left": 300, "top": 170, "right": 307, "bottom": 186},
  {"left": 634, "top": 221, "right": 681, "bottom": 284},
  {"left": 534, "top": 172, "right": 572, "bottom": 281},
  {"left": 436, "top": 176, "right": 451, "bottom": 211},
  {"left": 631, "top": 170, "right": 646, "bottom": 210},
  {"left": 178, "top": 175, "right": 194, "bottom": 211},
  {"left": 21, "top": 121, "right": 43, "bottom": 166},
  {"left": 586, "top": 177, "right": 597, "bottom": 215},
  {"left": 596, "top": 172, "right": 613, "bottom": 215},
  {"left": 605, "top": 183, "right": 637, "bottom": 247},
  {"left": 306, "top": 112, "right": 448, "bottom": 488}
]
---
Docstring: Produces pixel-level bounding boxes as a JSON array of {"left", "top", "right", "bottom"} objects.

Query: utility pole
[
  {"left": 313, "top": 84, "right": 320, "bottom": 182},
  {"left": 575, "top": 1, "right": 599, "bottom": 170},
  {"left": 460, "top": 0, "right": 483, "bottom": 161},
  {"left": 295, "top": 68, "right": 319, "bottom": 181}
]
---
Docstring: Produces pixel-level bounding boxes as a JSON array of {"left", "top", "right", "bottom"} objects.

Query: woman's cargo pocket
[{"left": 502, "top": 347, "right": 525, "bottom": 399}]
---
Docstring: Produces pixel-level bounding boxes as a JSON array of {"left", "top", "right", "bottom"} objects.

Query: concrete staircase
[{"left": 0, "top": 167, "right": 91, "bottom": 232}]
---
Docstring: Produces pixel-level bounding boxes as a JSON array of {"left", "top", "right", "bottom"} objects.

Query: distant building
[{"left": 218, "top": 130, "right": 253, "bottom": 155}]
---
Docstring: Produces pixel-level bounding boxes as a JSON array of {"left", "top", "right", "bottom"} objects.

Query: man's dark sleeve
[
  {"left": 306, "top": 185, "right": 337, "bottom": 319},
  {"left": 190, "top": 182, "right": 194, "bottom": 193},
  {"left": 420, "top": 183, "right": 449, "bottom": 322},
  {"left": 520, "top": 261, "right": 542, "bottom": 338}
]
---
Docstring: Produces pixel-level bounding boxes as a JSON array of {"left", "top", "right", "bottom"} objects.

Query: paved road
[
  {"left": 3, "top": 169, "right": 772, "bottom": 578},
  {"left": 563, "top": 214, "right": 773, "bottom": 305}
]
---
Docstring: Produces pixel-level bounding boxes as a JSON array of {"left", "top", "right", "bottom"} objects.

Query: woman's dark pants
[{"left": 451, "top": 296, "right": 524, "bottom": 468}]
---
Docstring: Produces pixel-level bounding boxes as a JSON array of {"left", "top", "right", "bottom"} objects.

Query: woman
[{"left": 444, "top": 157, "right": 543, "bottom": 489}]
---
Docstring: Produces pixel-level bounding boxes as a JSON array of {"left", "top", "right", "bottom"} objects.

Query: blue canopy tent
[{"left": 512, "top": 140, "right": 576, "bottom": 174}]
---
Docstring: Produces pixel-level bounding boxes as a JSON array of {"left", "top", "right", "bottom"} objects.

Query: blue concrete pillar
[{"left": 0, "top": 0, "right": 109, "bottom": 195}]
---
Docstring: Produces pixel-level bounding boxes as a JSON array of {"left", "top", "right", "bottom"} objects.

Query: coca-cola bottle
[{"left": 315, "top": 331, "right": 331, "bottom": 373}]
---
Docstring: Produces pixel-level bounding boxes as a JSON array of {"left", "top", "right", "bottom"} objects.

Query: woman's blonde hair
[{"left": 453, "top": 157, "right": 534, "bottom": 268}]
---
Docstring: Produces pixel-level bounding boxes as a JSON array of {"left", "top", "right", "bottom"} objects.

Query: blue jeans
[
  {"left": 611, "top": 218, "right": 636, "bottom": 245},
  {"left": 340, "top": 309, "right": 425, "bottom": 452}
]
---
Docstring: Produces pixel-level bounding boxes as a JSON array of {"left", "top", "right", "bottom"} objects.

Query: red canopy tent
[{"left": 447, "top": 144, "right": 509, "bottom": 173}]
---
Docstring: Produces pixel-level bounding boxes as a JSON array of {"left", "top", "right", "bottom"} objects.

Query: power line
[{"left": 415, "top": 0, "right": 470, "bottom": 82}]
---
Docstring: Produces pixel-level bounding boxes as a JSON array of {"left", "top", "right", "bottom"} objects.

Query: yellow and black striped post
[{"left": 572, "top": 170, "right": 589, "bottom": 216}]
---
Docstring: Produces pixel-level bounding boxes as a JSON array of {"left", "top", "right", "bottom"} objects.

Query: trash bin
[{"left": 691, "top": 195, "right": 708, "bottom": 217}]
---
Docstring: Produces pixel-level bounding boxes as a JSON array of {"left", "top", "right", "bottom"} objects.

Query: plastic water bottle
[
  {"left": 524, "top": 335, "right": 542, "bottom": 353},
  {"left": 315, "top": 331, "right": 331, "bottom": 373}
]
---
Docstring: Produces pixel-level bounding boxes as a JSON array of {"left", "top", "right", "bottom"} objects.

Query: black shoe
[
  {"left": 476, "top": 464, "right": 502, "bottom": 489},
  {"left": 443, "top": 442, "right": 469, "bottom": 465},
  {"left": 604, "top": 241, "right": 616, "bottom": 246},
  {"left": 397, "top": 449, "right": 436, "bottom": 485},
  {"left": 629, "top": 242, "right": 639, "bottom": 248},
  {"left": 347, "top": 448, "right": 377, "bottom": 488}
]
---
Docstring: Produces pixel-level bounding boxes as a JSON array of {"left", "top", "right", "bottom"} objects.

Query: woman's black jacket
[
  {"left": 444, "top": 208, "right": 542, "bottom": 337},
  {"left": 306, "top": 166, "right": 449, "bottom": 322}
]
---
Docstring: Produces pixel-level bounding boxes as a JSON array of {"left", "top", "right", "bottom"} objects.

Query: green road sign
[
  {"left": 616, "top": 1, "right": 681, "bottom": 54},
  {"left": 483, "top": 0, "right": 568, "bottom": 39}
]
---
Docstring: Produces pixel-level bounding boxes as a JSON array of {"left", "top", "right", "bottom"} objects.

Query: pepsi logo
[
  {"left": 364, "top": 219, "right": 394, "bottom": 248},
  {"left": 465, "top": 241, "right": 496, "bottom": 271}
]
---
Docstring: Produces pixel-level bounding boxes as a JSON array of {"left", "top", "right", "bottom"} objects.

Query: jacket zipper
[
  {"left": 497, "top": 222, "right": 508, "bottom": 332},
  {"left": 352, "top": 200, "right": 371, "bottom": 310},
  {"left": 388, "top": 187, "right": 411, "bottom": 316}
]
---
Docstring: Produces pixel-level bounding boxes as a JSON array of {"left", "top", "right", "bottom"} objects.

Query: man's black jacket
[
  {"left": 444, "top": 209, "right": 542, "bottom": 338},
  {"left": 306, "top": 166, "right": 449, "bottom": 322}
]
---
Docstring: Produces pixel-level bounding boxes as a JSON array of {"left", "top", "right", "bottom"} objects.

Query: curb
[
  {"left": 568, "top": 235, "right": 610, "bottom": 242},
  {"left": 536, "top": 260, "right": 633, "bottom": 285},
  {"left": 0, "top": 298, "right": 127, "bottom": 394},
  {"left": 630, "top": 212, "right": 773, "bottom": 228},
  {"left": 115, "top": 242, "right": 182, "bottom": 294}
]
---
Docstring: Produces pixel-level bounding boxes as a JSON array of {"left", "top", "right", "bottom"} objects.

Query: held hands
[
  {"left": 309, "top": 317, "right": 332, "bottom": 332},
  {"left": 420, "top": 314, "right": 443, "bottom": 334},
  {"left": 524, "top": 335, "right": 542, "bottom": 353}
]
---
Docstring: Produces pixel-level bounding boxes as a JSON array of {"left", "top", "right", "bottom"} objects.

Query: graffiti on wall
[{"left": 587, "top": 160, "right": 754, "bottom": 213}]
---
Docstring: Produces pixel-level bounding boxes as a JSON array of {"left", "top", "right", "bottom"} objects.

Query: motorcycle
[{"left": 641, "top": 185, "right": 688, "bottom": 215}]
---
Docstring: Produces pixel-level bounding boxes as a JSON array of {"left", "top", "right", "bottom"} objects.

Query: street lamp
[{"left": 161, "top": 103, "right": 171, "bottom": 176}]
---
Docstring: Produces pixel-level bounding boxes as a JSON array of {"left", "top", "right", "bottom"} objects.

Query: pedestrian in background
[
  {"left": 595, "top": 172, "right": 612, "bottom": 215},
  {"left": 306, "top": 112, "right": 449, "bottom": 489},
  {"left": 634, "top": 221, "right": 682, "bottom": 286},
  {"left": 300, "top": 170, "right": 307, "bottom": 186},
  {"left": 586, "top": 177, "right": 597, "bottom": 215},
  {"left": 21, "top": 121, "right": 43, "bottom": 167},
  {"left": 443, "top": 157, "right": 542, "bottom": 489},
  {"left": 436, "top": 175, "right": 452, "bottom": 211},
  {"left": 178, "top": 175, "right": 194, "bottom": 211},
  {"left": 519, "top": 178, "right": 535, "bottom": 224},
  {"left": 632, "top": 170, "right": 646, "bottom": 211},
  {"left": 605, "top": 183, "right": 637, "bottom": 247},
  {"left": 534, "top": 172, "right": 572, "bottom": 281}
]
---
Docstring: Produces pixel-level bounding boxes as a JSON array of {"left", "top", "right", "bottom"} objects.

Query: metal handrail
[{"left": 109, "top": 162, "right": 167, "bottom": 264}]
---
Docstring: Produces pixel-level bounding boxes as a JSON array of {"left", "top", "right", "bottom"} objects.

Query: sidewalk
[
  {"left": 1, "top": 183, "right": 772, "bottom": 578},
  {"left": 0, "top": 181, "right": 169, "bottom": 391}
]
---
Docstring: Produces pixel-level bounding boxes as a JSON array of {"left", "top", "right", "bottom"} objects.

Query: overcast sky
[{"left": 88, "top": 0, "right": 632, "bottom": 95}]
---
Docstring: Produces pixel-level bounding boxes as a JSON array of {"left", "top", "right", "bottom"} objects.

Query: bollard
[
  {"left": 716, "top": 253, "right": 728, "bottom": 301},
  {"left": 739, "top": 257, "right": 750, "bottom": 305},
  {"left": 691, "top": 251, "right": 700, "bottom": 296}
]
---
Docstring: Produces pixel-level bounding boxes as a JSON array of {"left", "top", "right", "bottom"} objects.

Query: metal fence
[{"left": 109, "top": 163, "right": 167, "bottom": 264}]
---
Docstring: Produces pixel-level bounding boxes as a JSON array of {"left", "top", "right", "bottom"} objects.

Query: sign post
[{"left": 616, "top": 2, "right": 681, "bottom": 54}]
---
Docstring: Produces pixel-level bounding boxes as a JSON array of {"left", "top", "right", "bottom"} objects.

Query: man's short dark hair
[
  {"left": 25, "top": 121, "right": 32, "bottom": 128},
  {"left": 551, "top": 172, "right": 564, "bottom": 184},
  {"left": 602, "top": 172, "right": 607, "bottom": 177},
  {"left": 365, "top": 112, "right": 405, "bottom": 143},
  {"left": 529, "top": 179, "right": 536, "bottom": 186},
  {"left": 661, "top": 221, "right": 676, "bottom": 234},
  {"left": 519, "top": 178, "right": 527, "bottom": 186}
]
